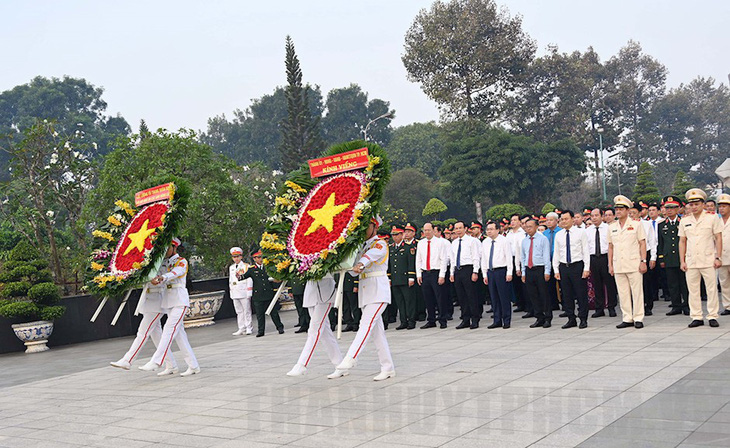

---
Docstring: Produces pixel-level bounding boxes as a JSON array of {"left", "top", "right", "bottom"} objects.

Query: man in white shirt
[
  {"left": 552, "top": 210, "right": 592, "bottom": 329},
  {"left": 505, "top": 214, "right": 528, "bottom": 316},
  {"left": 416, "top": 223, "right": 450, "bottom": 329},
  {"left": 718, "top": 194, "right": 730, "bottom": 315},
  {"left": 630, "top": 205, "right": 658, "bottom": 316},
  {"left": 647, "top": 203, "right": 667, "bottom": 301},
  {"left": 482, "top": 221, "right": 514, "bottom": 329},
  {"left": 449, "top": 221, "right": 482, "bottom": 329},
  {"left": 586, "top": 209, "right": 617, "bottom": 318}
]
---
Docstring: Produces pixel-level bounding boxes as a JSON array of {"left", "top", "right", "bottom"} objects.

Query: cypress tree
[
  {"left": 279, "top": 36, "right": 324, "bottom": 172},
  {"left": 633, "top": 162, "right": 662, "bottom": 205},
  {"left": 671, "top": 170, "right": 695, "bottom": 197}
]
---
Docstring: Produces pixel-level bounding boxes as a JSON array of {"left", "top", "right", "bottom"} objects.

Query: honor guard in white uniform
[
  {"left": 336, "top": 215, "right": 396, "bottom": 381},
  {"left": 140, "top": 238, "right": 201, "bottom": 376},
  {"left": 717, "top": 194, "right": 730, "bottom": 314},
  {"left": 229, "top": 247, "right": 253, "bottom": 335},
  {"left": 679, "top": 189, "right": 724, "bottom": 328},
  {"left": 286, "top": 274, "right": 348, "bottom": 379}
]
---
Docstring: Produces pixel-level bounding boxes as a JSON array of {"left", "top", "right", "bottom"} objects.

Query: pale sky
[{"left": 2, "top": 0, "right": 728, "bottom": 133}]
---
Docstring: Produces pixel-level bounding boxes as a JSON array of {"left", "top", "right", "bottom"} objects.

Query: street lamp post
[
  {"left": 597, "top": 127, "right": 606, "bottom": 201},
  {"left": 362, "top": 112, "right": 394, "bottom": 141}
]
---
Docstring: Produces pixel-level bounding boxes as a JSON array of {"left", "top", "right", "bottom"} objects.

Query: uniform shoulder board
[{"left": 373, "top": 242, "right": 384, "bottom": 250}]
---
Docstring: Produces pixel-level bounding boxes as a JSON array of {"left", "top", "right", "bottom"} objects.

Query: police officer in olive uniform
[
  {"left": 289, "top": 278, "right": 309, "bottom": 334},
  {"left": 389, "top": 225, "right": 417, "bottom": 330},
  {"left": 240, "top": 251, "right": 284, "bottom": 337},
  {"left": 658, "top": 196, "right": 689, "bottom": 316}
]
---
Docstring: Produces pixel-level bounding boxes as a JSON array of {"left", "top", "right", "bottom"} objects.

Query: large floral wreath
[
  {"left": 85, "top": 178, "right": 190, "bottom": 298},
  {"left": 261, "top": 140, "right": 390, "bottom": 281}
]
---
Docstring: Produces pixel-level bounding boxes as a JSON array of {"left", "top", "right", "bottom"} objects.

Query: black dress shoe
[
  {"left": 343, "top": 325, "right": 355, "bottom": 332},
  {"left": 502, "top": 323, "right": 510, "bottom": 329},
  {"left": 383, "top": 324, "right": 389, "bottom": 330},
  {"left": 645, "top": 310, "right": 653, "bottom": 316},
  {"left": 616, "top": 322, "right": 633, "bottom": 329},
  {"left": 559, "top": 312, "right": 568, "bottom": 318},
  {"left": 521, "top": 313, "right": 535, "bottom": 319},
  {"left": 591, "top": 310, "right": 605, "bottom": 318},
  {"left": 407, "top": 323, "right": 416, "bottom": 329},
  {"left": 608, "top": 308, "right": 617, "bottom": 317},
  {"left": 470, "top": 323, "right": 480, "bottom": 329},
  {"left": 278, "top": 328, "right": 285, "bottom": 334},
  {"left": 688, "top": 320, "right": 704, "bottom": 328},
  {"left": 514, "top": 307, "right": 525, "bottom": 312},
  {"left": 295, "top": 327, "right": 308, "bottom": 334},
  {"left": 487, "top": 322, "right": 501, "bottom": 329},
  {"left": 256, "top": 333, "right": 264, "bottom": 337},
  {"left": 666, "top": 309, "right": 682, "bottom": 316},
  {"left": 440, "top": 322, "right": 447, "bottom": 329},
  {"left": 455, "top": 321, "right": 470, "bottom": 329},
  {"left": 421, "top": 322, "right": 437, "bottom": 329},
  {"left": 352, "top": 326, "right": 359, "bottom": 331},
  {"left": 530, "top": 321, "right": 544, "bottom": 328},
  {"left": 543, "top": 321, "right": 552, "bottom": 328},
  {"left": 396, "top": 324, "right": 409, "bottom": 330},
  {"left": 721, "top": 310, "right": 730, "bottom": 316},
  {"left": 634, "top": 322, "right": 644, "bottom": 329},
  {"left": 683, "top": 309, "right": 690, "bottom": 316},
  {"left": 294, "top": 323, "right": 301, "bottom": 328},
  {"left": 709, "top": 319, "right": 719, "bottom": 328},
  {"left": 579, "top": 320, "right": 587, "bottom": 329},
  {"left": 446, "top": 316, "right": 454, "bottom": 320},
  {"left": 562, "top": 319, "right": 577, "bottom": 329}
]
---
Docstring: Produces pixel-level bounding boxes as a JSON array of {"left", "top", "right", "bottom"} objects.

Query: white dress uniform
[
  {"left": 144, "top": 253, "right": 200, "bottom": 373},
  {"left": 338, "top": 234, "right": 395, "bottom": 379},
  {"left": 287, "top": 274, "right": 345, "bottom": 377},
  {"left": 229, "top": 261, "right": 253, "bottom": 334},
  {"left": 718, "top": 194, "right": 730, "bottom": 311}
]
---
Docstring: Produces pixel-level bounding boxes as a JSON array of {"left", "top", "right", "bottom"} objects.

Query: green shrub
[
  {"left": 30, "top": 259, "right": 49, "bottom": 270},
  {"left": 541, "top": 202, "right": 557, "bottom": 215},
  {"left": 2, "top": 281, "right": 32, "bottom": 298},
  {"left": 10, "top": 264, "right": 37, "bottom": 281},
  {"left": 0, "top": 271, "right": 13, "bottom": 283},
  {"left": 9, "top": 241, "right": 39, "bottom": 262},
  {"left": 28, "top": 282, "right": 61, "bottom": 305},
  {"left": 485, "top": 204, "right": 528, "bottom": 222},
  {"left": 33, "top": 269, "right": 54, "bottom": 283},
  {"left": 2, "top": 260, "right": 23, "bottom": 271},
  {"left": 40, "top": 305, "right": 65, "bottom": 321},
  {"left": 0, "top": 301, "right": 39, "bottom": 319}
]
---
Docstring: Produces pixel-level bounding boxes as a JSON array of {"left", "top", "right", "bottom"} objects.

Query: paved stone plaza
[{"left": 2, "top": 301, "right": 730, "bottom": 448}]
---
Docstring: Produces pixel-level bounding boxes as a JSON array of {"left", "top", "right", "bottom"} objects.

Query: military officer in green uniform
[
  {"left": 388, "top": 225, "right": 417, "bottom": 329},
  {"left": 289, "top": 278, "right": 309, "bottom": 333},
  {"left": 240, "top": 251, "right": 284, "bottom": 337},
  {"left": 658, "top": 196, "right": 689, "bottom": 316},
  {"left": 404, "top": 222, "right": 425, "bottom": 321}
]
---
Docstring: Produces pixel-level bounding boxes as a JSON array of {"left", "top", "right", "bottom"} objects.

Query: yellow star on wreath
[
  {"left": 123, "top": 219, "right": 157, "bottom": 255},
  {"left": 304, "top": 192, "right": 350, "bottom": 236}
]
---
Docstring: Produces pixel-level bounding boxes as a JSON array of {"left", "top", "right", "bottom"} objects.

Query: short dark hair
[
  {"left": 648, "top": 203, "right": 659, "bottom": 210},
  {"left": 592, "top": 208, "right": 604, "bottom": 216},
  {"left": 433, "top": 224, "right": 442, "bottom": 232},
  {"left": 521, "top": 214, "right": 531, "bottom": 221},
  {"left": 486, "top": 221, "right": 498, "bottom": 230},
  {"left": 707, "top": 200, "right": 717, "bottom": 205},
  {"left": 603, "top": 207, "right": 615, "bottom": 215},
  {"left": 561, "top": 209, "right": 574, "bottom": 218},
  {"left": 453, "top": 220, "right": 466, "bottom": 228},
  {"left": 510, "top": 213, "right": 521, "bottom": 220}
]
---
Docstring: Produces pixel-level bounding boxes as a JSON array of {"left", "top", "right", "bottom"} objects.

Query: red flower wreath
[{"left": 109, "top": 202, "right": 169, "bottom": 274}]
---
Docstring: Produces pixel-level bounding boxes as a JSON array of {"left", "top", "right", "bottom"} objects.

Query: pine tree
[
  {"left": 279, "top": 36, "right": 324, "bottom": 172},
  {"left": 139, "top": 119, "right": 150, "bottom": 140},
  {"left": 671, "top": 170, "right": 695, "bottom": 197},
  {"left": 633, "top": 162, "right": 662, "bottom": 205}
]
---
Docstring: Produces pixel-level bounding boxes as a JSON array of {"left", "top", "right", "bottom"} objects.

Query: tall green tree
[
  {"left": 321, "top": 84, "right": 394, "bottom": 147},
  {"left": 202, "top": 85, "right": 323, "bottom": 170},
  {"left": 85, "top": 130, "right": 275, "bottom": 272},
  {"left": 439, "top": 121, "right": 585, "bottom": 211},
  {"left": 402, "top": 0, "right": 535, "bottom": 120},
  {"left": 279, "top": 36, "right": 324, "bottom": 172},
  {"left": 0, "top": 76, "right": 129, "bottom": 179},
  {"left": 633, "top": 162, "right": 662, "bottom": 204},
  {"left": 382, "top": 168, "right": 436, "bottom": 222},
  {"left": 388, "top": 122, "right": 443, "bottom": 178},
  {"left": 671, "top": 170, "right": 695, "bottom": 197}
]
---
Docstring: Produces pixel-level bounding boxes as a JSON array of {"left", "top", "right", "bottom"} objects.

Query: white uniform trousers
[
  {"left": 150, "top": 306, "right": 199, "bottom": 369},
  {"left": 296, "top": 303, "right": 342, "bottom": 367},
  {"left": 719, "top": 266, "right": 730, "bottom": 310},
  {"left": 615, "top": 272, "right": 644, "bottom": 323},
  {"left": 232, "top": 297, "right": 253, "bottom": 332},
  {"left": 687, "top": 267, "right": 720, "bottom": 320},
  {"left": 344, "top": 302, "right": 394, "bottom": 372},
  {"left": 121, "top": 313, "right": 177, "bottom": 368}
]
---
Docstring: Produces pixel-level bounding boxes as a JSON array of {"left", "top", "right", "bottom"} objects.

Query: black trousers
[
  {"left": 665, "top": 266, "right": 689, "bottom": 311},
  {"left": 422, "top": 270, "right": 448, "bottom": 324},
  {"left": 547, "top": 272, "right": 560, "bottom": 310},
  {"left": 454, "top": 265, "right": 480, "bottom": 324},
  {"left": 524, "top": 266, "right": 551, "bottom": 322},
  {"left": 342, "top": 290, "right": 361, "bottom": 327},
  {"left": 253, "top": 299, "right": 283, "bottom": 334},
  {"left": 441, "top": 271, "right": 454, "bottom": 318},
  {"left": 293, "top": 294, "right": 310, "bottom": 328},
  {"left": 392, "top": 284, "right": 416, "bottom": 325},
  {"left": 558, "top": 261, "right": 588, "bottom": 320},
  {"left": 643, "top": 251, "right": 657, "bottom": 311},
  {"left": 512, "top": 258, "right": 529, "bottom": 312},
  {"left": 590, "top": 254, "right": 617, "bottom": 310}
]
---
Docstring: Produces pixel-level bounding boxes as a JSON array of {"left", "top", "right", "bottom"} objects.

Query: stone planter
[
  {"left": 11, "top": 320, "right": 55, "bottom": 353},
  {"left": 184, "top": 290, "right": 224, "bottom": 328}
]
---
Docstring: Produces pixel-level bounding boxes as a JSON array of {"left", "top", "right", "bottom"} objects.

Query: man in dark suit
[{"left": 241, "top": 251, "right": 284, "bottom": 337}]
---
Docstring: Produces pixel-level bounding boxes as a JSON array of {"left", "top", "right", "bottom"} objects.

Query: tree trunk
[{"left": 475, "top": 201, "right": 483, "bottom": 221}]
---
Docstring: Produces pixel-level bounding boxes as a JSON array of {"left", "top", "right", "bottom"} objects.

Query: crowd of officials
[{"left": 229, "top": 189, "right": 730, "bottom": 337}]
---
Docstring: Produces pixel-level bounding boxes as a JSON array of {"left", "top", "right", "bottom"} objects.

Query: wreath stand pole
[
  {"left": 335, "top": 270, "right": 346, "bottom": 340},
  {"left": 265, "top": 281, "right": 287, "bottom": 316},
  {"left": 111, "top": 289, "right": 133, "bottom": 326},
  {"left": 90, "top": 297, "right": 108, "bottom": 322}
]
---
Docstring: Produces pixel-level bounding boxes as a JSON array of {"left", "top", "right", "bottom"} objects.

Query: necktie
[
  {"left": 456, "top": 238, "right": 462, "bottom": 269},
  {"left": 595, "top": 227, "right": 601, "bottom": 256},
  {"left": 652, "top": 220, "right": 656, "bottom": 231},
  {"left": 566, "top": 230, "right": 572, "bottom": 264},
  {"left": 528, "top": 236, "right": 534, "bottom": 268},
  {"left": 426, "top": 240, "right": 431, "bottom": 270},
  {"left": 489, "top": 239, "right": 495, "bottom": 270}
]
